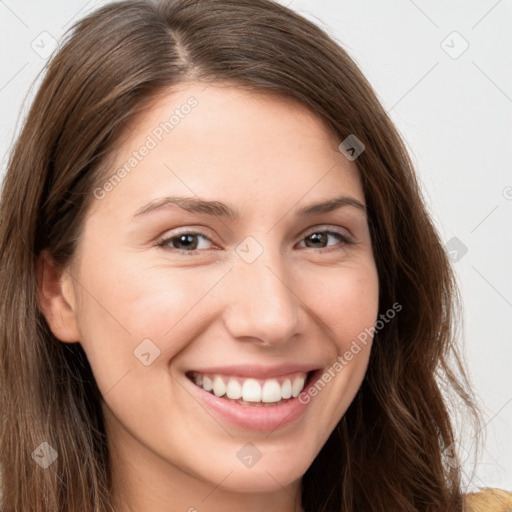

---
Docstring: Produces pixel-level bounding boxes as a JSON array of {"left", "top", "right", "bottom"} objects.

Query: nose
[{"left": 221, "top": 246, "right": 302, "bottom": 347}]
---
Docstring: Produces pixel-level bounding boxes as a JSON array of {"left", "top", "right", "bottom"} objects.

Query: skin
[{"left": 38, "top": 81, "right": 379, "bottom": 512}]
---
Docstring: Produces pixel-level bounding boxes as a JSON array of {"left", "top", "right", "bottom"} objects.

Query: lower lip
[{"left": 185, "top": 369, "right": 322, "bottom": 432}]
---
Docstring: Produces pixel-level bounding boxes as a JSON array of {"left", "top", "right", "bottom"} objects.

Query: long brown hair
[{"left": 0, "top": 0, "right": 484, "bottom": 510}]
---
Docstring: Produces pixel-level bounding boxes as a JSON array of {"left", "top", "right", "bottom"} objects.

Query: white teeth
[
  {"left": 226, "top": 379, "right": 242, "bottom": 400},
  {"left": 261, "top": 379, "right": 282, "bottom": 402},
  {"left": 292, "top": 376, "right": 305, "bottom": 398},
  {"left": 281, "top": 379, "right": 292, "bottom": 399},
  {"left": 212, "top": 376, "right": 226, "bottom": 397},
  {"left": 202, "top": 376, "right": 213, "bottom": 392},
  {"left": 242, "top": 378, "right": 262, "bottom": 402},
  {"left": 190, "top": 371, "right": 310, "bottom": 403}
]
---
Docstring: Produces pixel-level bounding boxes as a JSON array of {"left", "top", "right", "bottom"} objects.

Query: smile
[
  {"left": 184, "top": 366, "right": 322, "bottom": 431},
  {"left": 187, "top": 371, "right": 309, "bottom": 407}
]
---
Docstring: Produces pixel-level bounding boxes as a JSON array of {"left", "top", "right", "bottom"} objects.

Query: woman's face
[{"left": 53, "top": 82, "right": 379, "bottom": 506}]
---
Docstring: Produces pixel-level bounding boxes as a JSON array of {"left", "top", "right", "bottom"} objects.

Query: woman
[{"left": 0, "top": 0, "right": 509, "bottom": 511}]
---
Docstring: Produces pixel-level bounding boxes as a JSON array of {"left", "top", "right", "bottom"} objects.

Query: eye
[
  {"left": 157, "top": 231, "right": 214, "bottom": 253},
  {"left": 297, "top": 228, "right": 354, "bottom": 253}
]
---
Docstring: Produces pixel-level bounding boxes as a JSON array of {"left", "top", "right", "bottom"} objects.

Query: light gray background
[{"left": 1, "top": 0, "right": 510, "bottom": 493}]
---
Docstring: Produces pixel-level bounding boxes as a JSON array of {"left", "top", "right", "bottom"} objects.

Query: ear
[{"left": 36, "top": 249, "right": 80, "bottom": 343}]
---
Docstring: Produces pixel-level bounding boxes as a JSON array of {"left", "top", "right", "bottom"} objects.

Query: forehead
[{"left": 88, "top": 81, "right": 364, "bottom": 220}]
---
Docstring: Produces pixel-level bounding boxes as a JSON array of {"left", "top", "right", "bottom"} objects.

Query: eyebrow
[{"left": 133, "top": 194, "right": 367, "bottom": 221}]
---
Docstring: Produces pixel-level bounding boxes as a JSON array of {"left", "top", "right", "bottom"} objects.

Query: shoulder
[{"left": 464, "top": 488, "right": 512, "bottom": 512}]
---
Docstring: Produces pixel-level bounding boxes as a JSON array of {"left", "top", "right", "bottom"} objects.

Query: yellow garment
[{"left": 465, "top": 488, "right": 512, "bottom": 512}]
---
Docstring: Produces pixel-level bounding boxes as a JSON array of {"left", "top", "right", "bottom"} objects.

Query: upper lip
[{"left": 186, "top": 363, "right": 322, "bottom": 379}]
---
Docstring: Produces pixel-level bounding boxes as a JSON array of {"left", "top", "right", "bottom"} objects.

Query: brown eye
[
  {"left": 297, "top": 229, "right": 354, "bottom": 253},
  {"left": 158, "top": 232, "right": 213, "bottom": 252}
]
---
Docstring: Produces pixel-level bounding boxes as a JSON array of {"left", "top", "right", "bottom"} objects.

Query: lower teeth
[
  {"left": 233, "top": 398, "right": 288, "bottom": 407},
  {"left": 213, "top": 392, "right": 290, "bottom": 407}
]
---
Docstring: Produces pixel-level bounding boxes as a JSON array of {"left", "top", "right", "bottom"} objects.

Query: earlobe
[{"left": 36, "top": 249, "right": 80, "bottom": 343}]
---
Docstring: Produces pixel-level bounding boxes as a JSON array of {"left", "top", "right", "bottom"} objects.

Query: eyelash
[{"left": 156, "top": 227, "right": 354, "bottom": 255}]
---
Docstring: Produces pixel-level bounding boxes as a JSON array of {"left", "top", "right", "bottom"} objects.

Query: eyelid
[{"left": 301, "top": 224, "right": 353, "bottom": 240}]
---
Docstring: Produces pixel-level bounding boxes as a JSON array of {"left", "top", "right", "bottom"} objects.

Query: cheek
[
  {"left": 72, "top": 255, "right": 223, "bottom": 387},
  {"left": 300, "top": 262, "right": 379, "bottom": 347},
  {"left": 282, "top": 262, "right": 379, "bottom": 441}
]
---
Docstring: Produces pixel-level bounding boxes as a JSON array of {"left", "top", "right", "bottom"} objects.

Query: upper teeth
[{"left": 190, "top": 371, "right": 308, "bottom": 403}]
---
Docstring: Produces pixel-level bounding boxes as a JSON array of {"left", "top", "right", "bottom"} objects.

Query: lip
[
  {"left": 184, "top": 368, "right": 323, "bottom": 432},
  {"left": 185, "top": 363, "right": 321, "bottom": 379}
]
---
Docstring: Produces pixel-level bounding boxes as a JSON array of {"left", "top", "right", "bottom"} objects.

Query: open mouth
[{"left": 185, "top": 370, "right": 316, "bottom": 407}]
